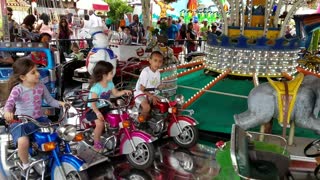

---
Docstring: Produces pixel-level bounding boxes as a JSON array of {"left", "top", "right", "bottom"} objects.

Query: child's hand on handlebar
[
  {"left": 4, "top": 111, "right": 13, "bottom": 122},
  {"left": 158, "top": 84, "right": 165, "bottom": 90},
  {"left": 151, "top": 95, "right": 160, "bottom": 105},
  {"left": 122, "top": 90, "right": 132, "bottom": 96},
  {"left": 59, "top": 101, "right": 66, "bottom": 107}
]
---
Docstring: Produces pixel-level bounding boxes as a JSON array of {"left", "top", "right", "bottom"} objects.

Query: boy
[
  {"left": 123, "top": 26, "right": 132, "bottom": 45},
  {"left": 134, "top": 51, "right": 164, "bottom": 119}
]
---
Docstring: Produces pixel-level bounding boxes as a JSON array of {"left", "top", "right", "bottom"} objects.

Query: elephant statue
[{"left": 234, "top": 74, "right": 320, "bottom": 134}]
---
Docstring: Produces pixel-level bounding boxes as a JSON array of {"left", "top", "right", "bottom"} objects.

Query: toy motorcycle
[
  {"left": 129, "top": 88, "right": 199, "bottom": 148},
  {"left": 0, "top": 105, "right": 88, "bottom": 180},
  {"left": 63, "top": 92, "right": 156, "bottom": 169},
  {"left": 304, "top": 139, "right": 320, "bottom": 179}
]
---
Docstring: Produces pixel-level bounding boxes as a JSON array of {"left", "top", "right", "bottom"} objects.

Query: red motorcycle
[{"left": 129, "top": 88, "right": 198, "bottom": 148}]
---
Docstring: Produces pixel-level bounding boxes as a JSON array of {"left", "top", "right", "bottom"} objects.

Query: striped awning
[
  {"left": 6, "top": 0, "right": 30, "bottom": 11},
  {"left": 50, "top": 0, "right": 79, "bottom": 2},
  {"left": 36, "top": 7, "right": 76, "bottom": 15}
]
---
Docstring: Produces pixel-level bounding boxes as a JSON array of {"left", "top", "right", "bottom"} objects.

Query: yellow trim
[{"left": 267, "top": 73, "right": 304, "bottom": 124}]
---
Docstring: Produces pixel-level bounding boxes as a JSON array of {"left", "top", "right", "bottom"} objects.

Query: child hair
[
  {"left": 39, "top": 33, "right": 52, "bottom": 42},
  {"left": 8, "top": 58, "right": 36, "bottom": 92},
  {"left": 71, "top": 42, "right": 79, "bottom": 49},
  {"left": 150, "top": 51, "right": 164, "bottom": 59},
  {"left": 89, "top": 61, "right": 114, "bottom": 88}
]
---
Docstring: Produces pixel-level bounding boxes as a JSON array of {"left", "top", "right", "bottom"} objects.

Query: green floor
[{"left": 176, "top": 69, "right": 318, "bottom": 139}]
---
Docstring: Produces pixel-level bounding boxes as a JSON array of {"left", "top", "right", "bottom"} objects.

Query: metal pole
[{"left": 0, "top": 0, "right": 9, "bottom": 42}]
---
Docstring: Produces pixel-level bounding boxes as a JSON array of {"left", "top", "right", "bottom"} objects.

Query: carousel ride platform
[
  {"left": 85, "top": 135, "right": 318, "bottom": 180},
  {"left": 115, "top": 59, "right": 320, "bottom": 179}
]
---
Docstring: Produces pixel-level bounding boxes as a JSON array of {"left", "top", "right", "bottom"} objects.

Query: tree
[
  {"left": 105, "top": 0, "right": 133, "bottom": 26},
  {"left": 141, "top": 0, "right": 151, "bottom": 30}
]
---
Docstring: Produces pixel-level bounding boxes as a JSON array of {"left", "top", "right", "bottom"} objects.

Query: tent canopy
[{"left": 76, "top": 0, "right": 109, "bottom": 11}]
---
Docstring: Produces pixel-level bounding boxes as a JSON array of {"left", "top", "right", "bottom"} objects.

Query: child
[
  {"left": 71, "top": 42, "right": 84, "bottom": 60},
  {"left": 3, "top": 58, "right": 65, "bottom": 177},
  {"left": 28, "top": 33, "right": 52, "bottom": 66},
  {"left": 134, "top": 51, "right": 164, "bottom": 119},
  {"left": 86, "top": 61, "right": 131, "bottom": 152},
  {"left": 122, "top": 26, "right": 132, "bottom": 45}
]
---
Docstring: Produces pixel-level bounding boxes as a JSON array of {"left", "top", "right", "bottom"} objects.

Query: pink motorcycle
[
  {"left": 63, "top": 90, "right": 156, "bottom": 169},
  {"left": 129, "top": 88, "right": 199, "bottom": 148}
]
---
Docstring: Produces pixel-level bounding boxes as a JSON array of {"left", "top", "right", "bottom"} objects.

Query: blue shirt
[
  {"left": 88, "top": 81, "right": 114, "bottom": 108},
  {"left": 167, "top": 24, "right": 178, "bottom": 39}
]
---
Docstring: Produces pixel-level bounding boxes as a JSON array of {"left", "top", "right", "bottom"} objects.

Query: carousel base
[{"left": 85, "top": 132, "right": 319, "bottom": 180}]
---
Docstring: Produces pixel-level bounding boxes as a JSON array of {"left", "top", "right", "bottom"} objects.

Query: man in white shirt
[{"left": 89, "top": 10, "right": 102, "bottom": 28}]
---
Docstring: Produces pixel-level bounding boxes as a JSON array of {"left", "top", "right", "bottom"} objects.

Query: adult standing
[
  {"left": 38, "top": 13, "right": 53, "bottom": 36},
  {"left": 80, "top": 15, "right": 93, "bottom": 48},
  {"left": 199, "top": 19, "right": 209, "bottom": 51},
  {"left": 210, "top": 23, "right": 222, "bottom": 36},
  {"left": 166, "top": 16, "right": 178, "bottom": 45},
  {"left": 193, "top": 18, "right": 200, "bottom": 36},
  {"left": 129, "top": 14, "right": 145, "bottom": 43},
  {"left": 6, "top": 7, "right": 18, "bottom": 42},
  {"left": 89, "top": 10, "right": 102, "bottom": 28},
  {"left": 186, "top": 22, "right": 197, "bottom": 53},
  {"left": 20, "top": 15, "right": 38, "bottom": 42},
  {"left": 178, "top": 23, "right": 187, "bottom": 45},
  {"left": 57, "top": 18, "right": 73, "bottom": 56}
]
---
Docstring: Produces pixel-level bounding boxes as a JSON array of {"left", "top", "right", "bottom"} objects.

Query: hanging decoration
[
  {"left": 187, "top": 0, "right": 197, "bottom": 16},
  {"left": 154, "top": 0, "right": 175, "bottom": 18}
]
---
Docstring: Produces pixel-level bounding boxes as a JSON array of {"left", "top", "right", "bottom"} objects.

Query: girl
[
  {"left": 86, "top": 61, "right": 131, "bottom": 152},
  {"left": 186, "top": 22, "right": 197, "bottom": 53},
  {"left": 3, "top": 58, "right": 65, "bottom": 177},
  {"left": 57, "top": 18, "right": 73, "bottom": 55}
]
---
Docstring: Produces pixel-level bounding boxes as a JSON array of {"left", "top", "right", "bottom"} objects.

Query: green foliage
[{"left": 105, "top": 0, "right": 133, "bottom": 23}]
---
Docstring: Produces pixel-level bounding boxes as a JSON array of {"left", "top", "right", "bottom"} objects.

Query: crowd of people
[{"left": 1, "top": 6, "right": 226, "bottom": 67}]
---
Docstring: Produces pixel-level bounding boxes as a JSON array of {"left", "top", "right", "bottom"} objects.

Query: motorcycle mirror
[{"left": 117, "top": 99, "right": 125, "bottom": 106}]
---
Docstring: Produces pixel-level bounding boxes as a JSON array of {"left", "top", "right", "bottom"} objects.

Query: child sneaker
[
  {"left": 21, "top": 166, "right": 37, "bottom": 179},
  {"left": 93, "top": 141, "right": 103, "bottom": 153}
]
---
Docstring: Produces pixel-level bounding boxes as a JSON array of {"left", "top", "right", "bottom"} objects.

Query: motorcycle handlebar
[
  {"left": 14, "top": 115, "right": 50, "bottom": 127},
  {"left": 87, "top": 98, "right": 114, "bottom": 108},
  {"left": 87, "top": 95, "right": 132, "bottom": 109},
  {"left": 13, "top": 104, "right": 71, "bottom": 127},
  {"left": 144, "top": 88, "right": 157, "bottom": 92}
]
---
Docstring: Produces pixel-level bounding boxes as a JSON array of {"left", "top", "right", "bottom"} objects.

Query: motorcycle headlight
[
  {"left": 175, "top": 94, "right": 185, "bottom": 106},
  {"left": 56, "top": 125, "right": 77, "bottom": 141},
  {"left": 128, "top": 107, "right": 139, "bottom": 120}
]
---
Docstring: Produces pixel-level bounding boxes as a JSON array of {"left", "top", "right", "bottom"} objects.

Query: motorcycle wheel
[
  {"left": 52, "top": 162, "right": 89, "bottom": 180},
  {"left": 304, "top": 139, "right": 320, "bottom": 157},
  {"left": 126, "top": 142, "right": 155, "bottom": 170},
  {"left": 173, "top": 125, "right": 198, "bottom": 148},
  {"left": 125, "top": 169, "right": 152, "bottom": 180},
  {"left": 315, "top": 165, "right": 320, "bottom": 180}
]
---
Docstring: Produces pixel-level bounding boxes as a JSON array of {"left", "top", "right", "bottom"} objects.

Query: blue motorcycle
[{"left": 0, "top": 106, "right": 89, "bottom": 180}]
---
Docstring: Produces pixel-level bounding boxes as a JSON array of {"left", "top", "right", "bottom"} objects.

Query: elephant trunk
[
  {"left": 234, "top": 111, "right": 262, "bottom": 130},
  {"left": 295, "top": 116, "right": 320, "bottom": 134}
]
